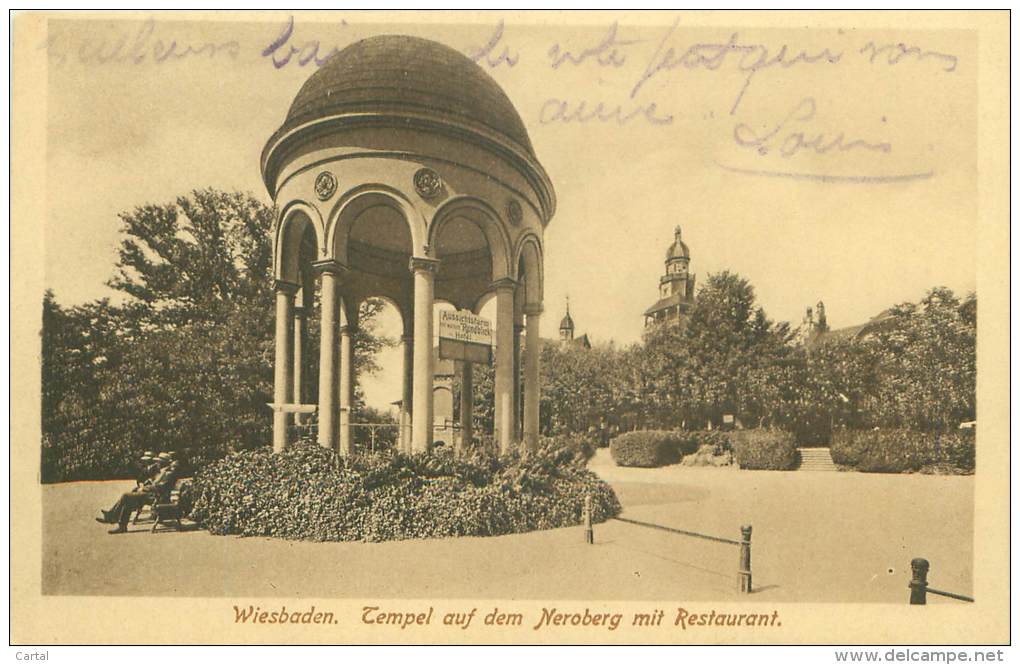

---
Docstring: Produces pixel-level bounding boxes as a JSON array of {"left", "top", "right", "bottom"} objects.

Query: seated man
[
  {"left": 134, "top": 452, "right": 160, "bottom": 488},
  {"left": 102, "top": 456, "right": 180, "bottom": 534},
  {"left": 96, "top": 451, "right": 161, "bottom": 520},
  {"left": 102, "top": 458, "right": 179, "bottom": 534},
  {"left": 97, "top": 453, "right": 172, "bottom": 527}
]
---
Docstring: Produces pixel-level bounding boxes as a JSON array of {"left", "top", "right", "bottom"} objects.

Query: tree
[
  {"left": 641, "top": 271, "right": 796, "bottom": 429},
  {"left": 868, "top": 287, "right": 976, "bottom": 430},
  {"left": 107, "top": 189, "right": 275, "bottom": 327},
  {"left": 798, "top": 287, "right": 976, "bottom": 434},
  {"left": 41, "top": 189, "right": 391, "bottom": 481}
]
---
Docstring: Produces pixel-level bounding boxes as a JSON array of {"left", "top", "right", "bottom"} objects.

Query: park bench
[{"left": 150, "top": 478, "right": 193, "bottom": 533}]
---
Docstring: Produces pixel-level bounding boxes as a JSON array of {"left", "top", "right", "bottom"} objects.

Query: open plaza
[{"left": 43, "top": 449, "right": 972, "bottom": 603}]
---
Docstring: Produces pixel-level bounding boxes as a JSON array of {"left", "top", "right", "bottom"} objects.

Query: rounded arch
[
  {"left": 514, "top": 232, "right": 544, "bottom": 307},
  {"left": 326, "top": 185, "right": 427, "bottom": 264},
  {"left": 471, "top": 290, "right": 496, "bottom": 315},
  {"left": 274, "top": 201, "right": 324, "bottom": 283},
  {"left": 428, "top": 196, "right": 512, "bottom": 281}
]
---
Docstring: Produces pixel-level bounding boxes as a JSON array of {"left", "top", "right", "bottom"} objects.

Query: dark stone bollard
[
  {"left": 584, "top": 494, "right": 594, "bottom": 545},
  {"left": 910, "top": 558, "right": 930, "bottom": 605},
  {"left": 739, "top": 525, "right": 753, "bottom": 593}
]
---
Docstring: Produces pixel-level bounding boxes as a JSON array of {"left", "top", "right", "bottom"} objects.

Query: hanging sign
[{"left": 438, "top": 310, "right": 492, "bottom": 364}]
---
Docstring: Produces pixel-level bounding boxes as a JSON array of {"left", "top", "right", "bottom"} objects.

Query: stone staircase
[{"left": 797, "top": 447, "right": 838, "bottom": 472}]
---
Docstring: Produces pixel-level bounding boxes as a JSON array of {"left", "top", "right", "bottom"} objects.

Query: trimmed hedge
[
  {"left": 189, "top": 435, "right": 620, "bottom": 542},
  {"left": 730, "top": 429, "right": 799, "bottom": 470},
  {"left": 609, "top": 430, "right": 684, "bottom": 467},
  {"left": 830, "top": 428, "right": 974, "bottom": 474}
]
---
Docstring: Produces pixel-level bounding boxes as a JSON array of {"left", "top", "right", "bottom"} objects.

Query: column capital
[
  {"left": 311, "top": 259, "right": 349, "bottom": 276},
  {"left": 274, "top": 279, "right": 301, "bottom": 295},
  {"left": 293, "top": 304, "right": 306, "bottom": 316},
  {"left": 408, "top": 256, "right": 441, "bottom": 275},
  {"left": 491, "top": 277, "right": 518, "bottom": 292},
  {"left": 522, "top": 303, "right": 544, "bottom": 316}
]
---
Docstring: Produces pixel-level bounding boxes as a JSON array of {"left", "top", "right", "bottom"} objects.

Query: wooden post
[
  {"left": 910, "top": 558, "right": 929, "bottom": 605},
  {"left": 738, "top": 525, "right": 753, "bottom": 593},
  {"left": 584, "top": 494, "right": 594, "bottom": 545}
]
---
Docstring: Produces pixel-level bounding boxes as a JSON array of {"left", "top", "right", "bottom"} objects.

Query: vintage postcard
[{"left": 10, "top": 9, "right": 1010, "bottom": 646}]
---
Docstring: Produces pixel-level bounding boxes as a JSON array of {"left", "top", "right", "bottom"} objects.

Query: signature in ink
[
  {"left": 41, "top": 18, "right": 240, "bottom": 66},
  {"left": 631, "top": 17, "right": 843, "bottom": 115},
  {"left": 859, "top": 41, "right": 958, "bottom": 72},
  {"left": 468, "top": 20, "right": 519, "bottom": 68},
  {"left": 261, "top": 15, "right": 348, "bottom": 69},
  {"left": 733, "top": 97, "right": 891, "bottom": 158},
  {"left": 539, "top": 97, "right": 673, "bottom": 126},
  {"left": 547, "top": 22, "right": 643, "bottom": 69}
]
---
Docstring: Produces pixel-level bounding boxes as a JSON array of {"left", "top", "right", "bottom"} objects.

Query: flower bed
[{"left": 189, "top": 435, "right": 620, "bottom": 542}]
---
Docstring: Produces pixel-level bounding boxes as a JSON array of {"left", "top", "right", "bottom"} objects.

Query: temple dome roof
[
  {"left": 280, "top": 35, "right": 534, "bottom": 156},
  {"left": 261, "top": 35, "right": 555, "bottom": 219}
]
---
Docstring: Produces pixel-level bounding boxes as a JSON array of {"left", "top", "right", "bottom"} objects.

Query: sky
[{"left": 41, "top": 13, "right": 977, "bottom": 410}]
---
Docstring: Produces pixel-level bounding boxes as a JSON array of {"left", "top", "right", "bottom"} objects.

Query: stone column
[
  {"left": 493, "top": 278, "right": 517, "bottom": 455},
  {"left": 313, "top": 260, "right": 346, "bottom": 451},
  {"left": 523, "top": 305, "right": 543, "bottom": 452},
  {"left": 272, "top": 280, "right": 299, "bottom": 453},
  {"left": 292, "top": 297, "right": 306, "bottom": 426},
  {"left": 409, "top": 257, "right": 440, "bottom": 453},
  {"left": 458, "top": 361, "right": 473, "bottom": 455},
  {"left": 400, "top": 332, "right": 414, "bottom": 453},
  {"left": 338, "top": 299, "right": 358, "bottom": 458},
  {"left": 513, "top": 320, "right": 523, "bottom": 442}
]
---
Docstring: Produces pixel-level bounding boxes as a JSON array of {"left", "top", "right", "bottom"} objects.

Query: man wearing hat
[
  {"left": 97, "top": 453, "right": 177, "bottom": 532},
  {"left": 134, "top": 452, "right": 160, "bottom": 488}
]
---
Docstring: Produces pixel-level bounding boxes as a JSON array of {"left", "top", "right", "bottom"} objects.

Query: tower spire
[{"left": 559, "top": 294, "right": 575, "bottom": 342}]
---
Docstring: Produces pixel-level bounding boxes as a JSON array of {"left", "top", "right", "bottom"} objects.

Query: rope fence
[
  {"left": 909, "top": 558, "right": 974, "bottom": 604},
  {"left": 582, "top": 495, "right": 754, "bottom": 594}
]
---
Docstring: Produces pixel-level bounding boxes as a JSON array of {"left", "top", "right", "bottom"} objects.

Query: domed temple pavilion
[{"left": 262, "top": 36, "right": 556, "bottom": 456}]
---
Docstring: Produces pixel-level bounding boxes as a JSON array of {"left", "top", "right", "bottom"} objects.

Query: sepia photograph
[{"left": 9, "top": 8, "right": 1011, "bottom": 647}]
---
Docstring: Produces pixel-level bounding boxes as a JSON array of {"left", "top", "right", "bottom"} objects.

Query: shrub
[
  {"left": 730, "top": 429, "right": 798, "bottom": 470},
  {"left": 830, "top": 428, "right": 974, "bottom": 474},
  {"left": 609, "top": 430, "right": 683, "bottom": 467},
  {"left": 830, "top": 428, "right": 866, "bottom": 467},
  {"left": 189, "top": 437, "right": 621, "bottom": 542}
]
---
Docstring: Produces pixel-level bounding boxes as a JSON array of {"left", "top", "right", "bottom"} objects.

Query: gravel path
[{"left": 41, "top": 450, "right": 973, "bottom": 602}]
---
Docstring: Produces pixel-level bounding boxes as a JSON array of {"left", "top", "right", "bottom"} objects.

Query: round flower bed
[{"left": 189, "top": 435, "right": 620, "bottom": 542}]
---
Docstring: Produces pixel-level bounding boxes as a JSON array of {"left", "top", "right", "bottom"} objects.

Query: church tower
[
  {"left": 644, "top": 226, "right": 697, "bottom": 327},
  {"left": 559, "top": 296, "right": 575, "bottom": 343}
]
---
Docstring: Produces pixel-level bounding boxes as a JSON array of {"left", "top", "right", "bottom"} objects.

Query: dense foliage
[
  {"left": 729, "top": 429, "right": 799, "bottom": 471},
  {"left": 798, "top": 289, "right": 976, "bottom": 436},
  {"left": 527, "top": 280, "right": 975, "bottom": 469},
  {"left": 189, "top": 435, "right": 619, "bottom": 541},
  {"left": 41, "top": 189, "right": 390, "bottom": 482},
  {"left": 41, "top": 188, "right": 976, "bottom": 483},
  {"left": 830, "top": 428, "right": 975, "bottom": 474},
  {"left": 609, "top": 430, "right": 685, "bottom": 468}
]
